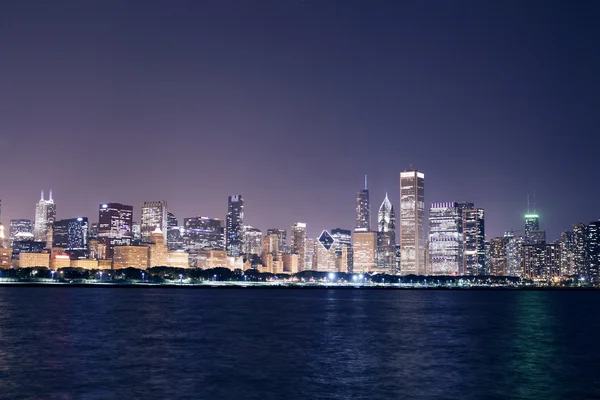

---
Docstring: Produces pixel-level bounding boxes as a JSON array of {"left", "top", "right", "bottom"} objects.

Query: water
[{"left": 0, "top": 287, "right": 599, "bottom": 399}]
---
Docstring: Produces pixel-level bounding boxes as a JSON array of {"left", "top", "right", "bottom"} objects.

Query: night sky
[{"left": 1, "top": 0, "right": 598, "bottom": 241}]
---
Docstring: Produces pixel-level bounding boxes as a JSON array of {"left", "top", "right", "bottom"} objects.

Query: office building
[
  {"left": 98, "top": 203, "right": 133, "bottom": 258},
  {"left": 141, "top": 201, "right": 167, "bottom": 242},
  {"left": 266, "top": 229, "right": 287, "bottom": 253},
  {"left": 377, "top": 194, "right": 396, "bottom": 272},
  {"left": 462, "top": 207, "right": 485, "bottom": 275},
  {"left": 522, "top": 244, "right": 559, "bottom": 281},
  {"left": 504, "top": 231, "right": 523, "bottom": 277},
  {"left": 587, "top": 221, "right": 600, "bottom": 283},
  {"left": 313, "top": 230, "right": 336, "bottom": 272},
  {"left": 225, "top": 195, "right": 244, "bottom": 257},
  {"left": 399, "top": 170, "right": 425, "bottom": 275},
  {"left": 148, "top": 227, "right": 168, "bottom": 268},
  {"left": 0, "top": 247, "right": 12, "bottom": 268},
  {"left": 34, "top": 190, "right": 56, "bottom": 242},
  {"left": 490, "top": 237, "right": 508, "bottom": 276},
  {"left": 166, "top": 212, "right": 183, "bottom": 251},
  {"left": 242, "top": 226, "right": 262, "bottom": 255},
  {"left": 291, "top": 222, "right": 307, "bottom": 271},
  {"left": 557, "top": 231, "right": 574, "bottom": 276},
  {"left": 52, "top": 217, "right": 89, "bottom": 251},
  {"left": 113, "top": 245, "right": 149, "bottom": 270},
  {"left": 352, "top": 230, "right": 377, "bottom": 273},
  {"left": 428, "top": 202, "right": 465, "bottom": 276},
  {"left": 19, "top": 252, "right": 50, "bottom": 269},
  {"left": 355, "top": 175, "right": 370, "bottom": 231},
  {"left": 525, "top": 214, "right": 540, "bottom": 244},
  {"left": 305, "top": 238, "right": 316, "bottom": 271},
  {"left": 9, "top": 219, "right": 33, "bottom": 246},
  {"left": 572, "top": 223, "right": 588, "bottom": 277},
  {"left": 183, "top": 217, "right": 224, "bottom": 250},
  {"left": 331, "top": 228, "right": 352, "bottom": 257}
]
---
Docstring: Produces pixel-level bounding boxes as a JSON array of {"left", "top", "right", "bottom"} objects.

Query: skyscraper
[
  {"left": 290, "top": 222, "right": 306, "bottom": 271},
  {"left": 504, "top": 231, "right": 523, "bottom": 277},
  {"left": 462, "top": 207, "right": 485, "bottom": 275},
  {"left": 557, "top": 230, "right": 574, "bottom": 276},
  {"left": 225, "top": 195, "right": 244, "bottom": 257},
  {"left": 377, "top": 193, "right": 396, "bottom": 272},
  {"left": 399, "top": 170, "right": 425, "bottom": 275},
  {"left": 34, "top": 190, "right": 56, "bottom": 242},
  {"left": 141, "top": 201, "right": 167, "bottom": 242},
  {"left": 9, "top": 219, "right": 33, "bottom": 246},
  {"left": 266, "top": 229, "right": 287, "bottom": 252},
  {"left": 355, "top": 175, "right": 370, "bottom": 231},
  {"left": 490, "top": 237, "right": 508, "bottom": 276},
  {"left": 428, "top": 202, "right": 465, "bottom": 275},
  {"left": 183, "top": 217, "right": 224, "bottom": 250},
  {"left": 331, "top": 228, "right": 352, "bottom": 257},
  {"left": 52, "top": 217, "right": 89, "bottom": 251},
  {"left": 166, "top": 211, "right": 183, "bottom": 251},
  {"left": 587, "top": 220, "right": 600, "bottom": 283},
  {"left": 98, "top": 203, "right": 133, "bottom": 259},
  {"left": 572, "top": 223, "right": 588, "bottom": 277},
  {"left": 352, "top": 231, "right": 377, "bottom": 273},
  {"left": 242, "top": 226, "right": 262, "bottom": 256}
]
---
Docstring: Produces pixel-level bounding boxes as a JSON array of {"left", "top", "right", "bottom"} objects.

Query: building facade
[
  {"left": 52, "top": 217, "right": 89, "bottom": 251},
  {"left": 428, "top": 202, "right": 465, "bottom": 275},
  {"left": 355, "top": 176, "right": 370, "bottom": 231},
  {"left": 291, "top": 222, "right": 307, "bottom": 271},
  {"left": 34, "top": 190, "right": 56, "bottom": 242},
  {"left": 377, "top": 194, "right": 396, "bottom": 273},
  {"left": 98, "top": 203, "right": 133, "bottom": 258},
  {"left": 462, "top": 207, "right": 485, "bottom": 275},
  {"left": 141, "top": 201, "right": 167, "bottom": 242},
  {"left": 399, "top": 170, "right": 425, "bottom": 275},
  {"left": 225, "top": 195, "right": 244, "bottom": 257}
]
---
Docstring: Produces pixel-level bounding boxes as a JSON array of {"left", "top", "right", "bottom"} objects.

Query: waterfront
[{"left": 1, "top": 288, "right": 599, "bottom": 399}]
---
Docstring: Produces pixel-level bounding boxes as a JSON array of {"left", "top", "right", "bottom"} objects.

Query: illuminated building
[
  {"left": 524, "top": 214, "right": 540, "bottom": 244},
  {"left": 521, "top": 244, "right": 559, "bottom": 281},
  {"left": 266, "top": 229, "right": 287, "bottom": 253},
  {"left": 377, "top": 194, "right": 396, "bottom": 273},
  {"left": 355, "top": 175, "right": 370, "bottom": 231},
  {"left": 242, "top": 226, "right": 262, "bottom": 255},
  {"left": 19, "top": 252, "right": 50, "bottom": 269},
  {"left": 428, "top": 202, "right": 466, "bottom": 276},
  {"left": 51, "top": 250, "right": 71, "bottom": 269},
  {"left": 34, "top": 190, "right": 56, "bottom": 242},
  {"left": 504, "top": 231, "right": 523, "bottom": 277},
  {"left": 490, "top": 237, "right": 507, "bottom": 276},
  {"left": 331, "top": 228, "right": 352, "bottom": 256},
  {"left": 291, "top": 222, "right": 307, "bottom": 271},
  {"left": 195, "top": 249, "right": 228, "bottom": 269},
  {"left": 70, "top": 259, "right": 99, "bottom": 269},
  {"left": 141, "top": 201, "right": 167, "bottom": 242},
  {"left": 132, "top": 222, "right": 141, "bottom": 242},
  {"left": 340, "top": 247, "right": 353, "bottom": 273},
  {"left": 313, "top": 230, "right": 336, "bottom": 272},
  {"left": 167, "top": 251, "right": 190, "bottom": 268},
  {"left": 0, "top": 247, "right": 12, "bottom": 268},
  {"left": 11, "top": 240, "right": 46, "bottom": 260},
  {"left": 352, "top": 230, "right": 377, "bottom": 273},
  {"left": 225, "top": 195, "right": 244, "bottom": 257},
  {"left": 282, "top": 253, "right": 299, "bottom": 274},
  {"left": 557, "top": 231, "right": 574, "bottom": 276},
  {"left": 166, "top": 212, "right": 183, "bottom": 251},
  {"left": 148, "top": 227, "right": 168, "bottom": 267},
  {"left": 572, "top": 223, "right": 588, "bottom": 277},
  {"left": 52, "top": 217, "right": 89, "bottom": 251},
  {"left": 263, "top": 233, "right": 279, "bottom": 254},
  {"left": 98, "top": 203, "right": 133, "bottom": 258},
  {"left": 113, "top": 245, "right": 149, "bottom": 270},
  {"left": 89, "top": 223, "right": 99, "bottom": 240},
  {"left": 9, "top": 219, "right": 32, "bottom": 246},
  {"left": 587, "top": 221, "right": 600, "bottom": 282},
  {"left": 462, "top": 207, "right": 485, "bottom": 275},
  {"left": 399, "top": 170, "right": 425, "bottom": 275},
  {"left": 183, "top": 217, "right": 224, "bottom": 250},
  {"left": 305, "top": 237, "right": 315, "bottom": 270}
]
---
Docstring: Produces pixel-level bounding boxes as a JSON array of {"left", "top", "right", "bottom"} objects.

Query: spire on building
[
  {"left": 49, "top": 190, "right": 53, "bottom": 202},
  {"left": 41, "top": 190, "right": 44, "bottom": 200},
  {"left": 364, "top": 175, "right": 368, "bottom": 191}
]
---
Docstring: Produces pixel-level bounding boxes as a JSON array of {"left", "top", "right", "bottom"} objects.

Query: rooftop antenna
[
  {"left": 49, "top": 189, "right": 53, "bottom": 201},
  {"left": 533, "top": 189, "right": 536, "bottom": 213},
  {"left": 364, "top": 175, "right": 368, "bottom": 191},
  {"left": 40, "top": 190, "right": 44, "bottom": 201},
  {"left": 527, "top": 193, "right": 530, "bottom": 213}
]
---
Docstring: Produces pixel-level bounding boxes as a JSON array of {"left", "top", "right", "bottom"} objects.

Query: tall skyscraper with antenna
[
  {"left": 34, "top": 190, "right": 56, "bottom": 242},
  {"left": 355, "top": 175, "right": 370, "bottom": 232}
]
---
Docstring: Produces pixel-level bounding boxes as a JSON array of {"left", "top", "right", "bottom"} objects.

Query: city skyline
[{"left": 0, "top": 1, "right": 598, "bottom": 243}]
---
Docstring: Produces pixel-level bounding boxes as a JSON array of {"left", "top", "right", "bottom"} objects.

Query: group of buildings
[{"left": 0, "top": 171, "right": 598, "bottom": 283}]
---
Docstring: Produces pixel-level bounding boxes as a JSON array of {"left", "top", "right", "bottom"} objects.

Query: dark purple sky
[{"left": 1, "top": 0, "right": 599, "bottom": 241}]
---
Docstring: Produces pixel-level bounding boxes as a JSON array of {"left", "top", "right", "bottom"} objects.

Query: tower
[
  {"left": 399, "top": 170, "right": 425, "bottom": 275},
  {"left": 290, "top": 222, "right": 307, "bottom": 271},
  {"left": 225, "top": 195, "right": 244, "bottom": 257},
  {"left": 377, "top": 193, "right": 396, "bottom": 272},
  {"left": 34, "top": 190, "right": 56, "bottom": 242},
  {"left": 141, "top": 201, "right": 167, "bottom": 242},
  {"left": 355, "top": 175, "right": 370, "bottom": 231}
]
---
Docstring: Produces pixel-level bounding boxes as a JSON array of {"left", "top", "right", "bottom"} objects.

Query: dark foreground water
[{"left": 0, "top": 288, "right": 599, "bottom": 400}]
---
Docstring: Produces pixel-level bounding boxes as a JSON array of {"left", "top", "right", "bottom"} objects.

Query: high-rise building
[
  {"left": 52, "top": 217, "right": 89, "bottom": 251},
  {"left": 225, "top": 195, "right": 244, "bottom": 257},
  {"left": 113, "top": 245, "right": 149, "bottom": 270},
  {"left": 504, "top": 231, "right": 523, "bottom": 277},
  {"left": 141, "top": 201, "right": 167, "bottom": 242},
  {"left": 352, "top": 231, "right": 377, "bottom": 273},
  {"left": 428, "top": 202, "right": 465, "bottom": 276},
  {"left": 399, "top": 170, "right": 425, "bottom": 275},
  {"left": 266, "top": 229, "right": 287, "bottom": 253},
  {"left": 263, "top": 233, "right": 280, "bottom": 254},
  {"left": 586, "top": 221, "right": 600, "bottom": 283},
  {"left": 242, "top": 226, "right": 262, "bottom": 256},
  {"left": 557, "top": 231, "right": 574, "bottom": 276},
  {"left": 98, "top": 203, "right": 133, "bottom": 259},
  {"left": 9, "top": 219, "right": 33, "bottom": 246},
  {"left": 34, "top": 190, "right": 56, "bottom": 242},
  {"left": 314, "top": 230, "right": 337, "bottom": 272},
  {"left": 572, "top": 223, "right": 588, "bottom": 277},
  {"left": 522, "top": 244, "right": 559, "bottom": 281},
  {"left": 355, "top": 175, "right": 370, "bottom": 231},
  {"left": 291, "top": 222, "right": 307, "bottom": 271},
  {"left": 331, "top": 228, "right": 352, "bottom": 258},
  {"left": 183, "top": 217, "right": 224, "bottom": 250},
  {"left": 377, "top": 194, "right": 396, "bottom": 273},
  {"left": 132, "top": 222, "right": 141, "bottom": 242},
  {"left": 524, "top": 214, "right": 540, "bottom": 244},
  {"left": 148, "top": 227, "right": 168, "bottom": 268},
  {"left": 166, "top": 211, "right": 183, "bottom": 251},
  {"left": 305, "top": 238, "right": 316, "bottom": 271},
  {"left": 462, "top": 208, "right": 485, "bottom": 275},
  {"left": 490, "top": 237, "right": 508, "bottom": 276}
]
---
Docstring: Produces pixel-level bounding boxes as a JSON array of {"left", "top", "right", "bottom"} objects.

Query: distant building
[
  {"left": 291, "top": 222, "right": 307, "bottom": 271},
  {"left": 587, "top": 221, "right": 600, "bottom": 283},
  {"left": 52, "top": 217, "right": 89, "bottom": 251},
  {"left": 355, "top": 175, "right": 370, "bottom": 231},
  {"left": 304, "top": 237, "right": 316, "bottom": 271},
  {"left": 34, "top": 190, "right": 56, "bottom": 242},
  {"left": 377, "top": 194, "right": 396, "bottom": 273},
  {"left": 330, "top": 228, "right": 352, "bottom": 257},
  {"left": 183, "top": 217, "right": 224, "bottom": 250},
  {"left": 428, "top": 202, "right": 467, "bottom": 276},
  {"left": 9, "top": 219, "right": 33, "bottom": 246},
  {"left": 148, "top": 228, "right": 168, "bottom": 268},
  {"left": 557, "top": 231, "right": 574, "bottom": 276},
  {"left": 572, "top": 223, "right": 588, "bottom": 277},
  {"left": 195, "top": 249, "right": 228, "bottom": 270},
  {"left": 282, "top": 253, "right": 299, "bottom": 274},
  {"left": 490, "top": 237, "right": 508, "bottom": 276},
  {"left": 167, "top": 251, "right": 190, "bottom": 268},
  {"left": 352, "top": 231, "right": 377, "bottom": 273},
  {"left": 166, "top": 211, "right": 183, "bottom": 251},
  {"left": 225, "top": 195, "right": 244, "bottom": 257},
  {"left": 399, "top": 170, "right": 425, "bottom": 275},
  {"left": 19, "top": 252, "right": 50, "bottom": 269},
  {"left": 524, "top": 214, "right": 540, "bottom": 244},
  {"left": 113, "top": 245, "right": 149, "bottom": 270},
  {"left": 521, "top": 244, "right": 559, "bottom": 281},
  {"left": 266, "top": 229, "right": 287, "bottom": 253},
  {"left": 504, "top": 231, "right": 523, "bottom": 277},
  {"left": 0, "top": 247, "right": 12, "bottom": 268},
  {"left": 98, "top": 203, "right": 133, "bottom": 258},
  {"left": 263, "top": 233, "right": 279, "bottom": 254},
  {"left": 141, "top": 201, "right": 167, "bottom": 242},
  {"left": 70, "top": 259, "right": 99, "bottom": 270},
  {"left": 242, "top": 226, "right": 262, "bottom": 256},
  {"left": 313, "top": 230, "right": 337, "bottom": 272},
  {"left": 462, "top": 207, "right": 485, "bottom": 275}
]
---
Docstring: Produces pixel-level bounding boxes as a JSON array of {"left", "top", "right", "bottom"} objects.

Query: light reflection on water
[{"left": 0, "top": 288, "right": 599, "bottom": 399}]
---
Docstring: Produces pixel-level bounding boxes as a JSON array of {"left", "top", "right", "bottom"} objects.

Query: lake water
[{"left": 0, "top": 287, "right": 599, "bottom": 399}]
